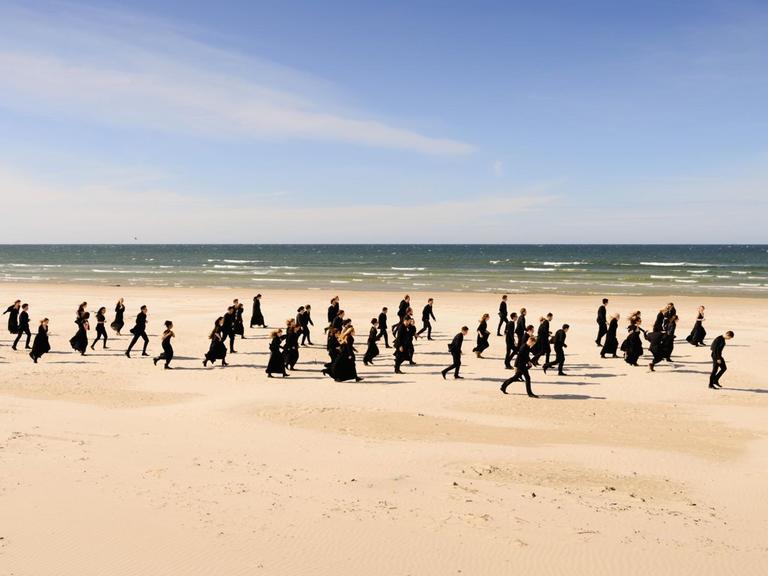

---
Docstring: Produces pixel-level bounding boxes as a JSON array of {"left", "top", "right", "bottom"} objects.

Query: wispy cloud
[{"left": 0, "top": 3, "right": 472, "bottom": 155}]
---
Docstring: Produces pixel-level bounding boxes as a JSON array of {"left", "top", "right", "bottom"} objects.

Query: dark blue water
[{"left": 0, "top": 245, "right": 766, "bottom": 296}]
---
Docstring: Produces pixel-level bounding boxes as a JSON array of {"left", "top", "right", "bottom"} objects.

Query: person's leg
[
  {"left": 557, "top": 350, "right": 565, "bottom": 374},
  {"left": 427, "top": 321, "right": 432, "bottom": 340},
  {"left": 127, "top": 333, "right": 139, "bottom": 354},
  {"left": 524, "top": 370, "right": 537, "bottom": 397},
  {"left": 453, "top": 354, "right": 461, "bottom": 377},
  {"left": 716, "top": 359, "right": 727, "bottom": 385},
  {"left": 12, "top": 331, "right": 22, "bottom": 349},
  {"left": 141, "top": 332, "right": 149, "bottom": 354},
  {"left": 24, "top": 327, "right": 32, "bottom": 348}
]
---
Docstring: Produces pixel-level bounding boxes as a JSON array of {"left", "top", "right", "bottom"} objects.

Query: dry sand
[{"left": 1, "top": 284, "right": 767, "bottom": 575}]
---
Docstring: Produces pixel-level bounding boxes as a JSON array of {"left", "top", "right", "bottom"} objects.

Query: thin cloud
[{"left": 0, "top": 3, "right": 473, "bottom": 156}]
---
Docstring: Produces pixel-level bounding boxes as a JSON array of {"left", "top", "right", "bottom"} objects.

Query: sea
[{"left": 0, "top": 245, "right": 766, "bottom": 297}]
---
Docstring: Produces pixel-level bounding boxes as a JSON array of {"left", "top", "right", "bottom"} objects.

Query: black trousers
[
  {"left": 226, "top": 332, "right": 236, "bottom": 352},
  {"left": 503, "top": 368, "right": 533, "bottom": 396},
  {"left": 377, "top": 327, "right": 389, "bottom": 347},
  {"left": 504, "top": 336, "right": 517, "bottom": 368},
  {"left": 544, "top": 348, "right": 565, "bottom": 374},
  {"left": 497, "top": 316, "right": 507, "bottom": 336},
  {"left": 301, "top": 326, "right": 312, "bottom": 345},
  {"left": 443, "top": 352, "right": 461, "bottom": 377},
  {"left": 416, "top": 320, "right": 432, "bottom": 339},
  {"left": 13, "top": 326, "right": 31, "bottom": 349},
  {"left": 710, "top": 358, "right": 727, "bottom": 385},
  {"left": 127, "top": 330, "right": 149, "bottom": 354},
  {"left": 394, "top": 349, "right": 407, "bottom": 372},
  {"left": 92, "top": 324, "right": 108, "bottom": 348},
  {"left": 596, "top": 322, "right": 607, "bottom": 345}
]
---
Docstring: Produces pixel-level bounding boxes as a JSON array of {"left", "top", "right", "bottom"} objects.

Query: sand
[{"left": 1, "top": 284, "right": 767, "bottom": 575}]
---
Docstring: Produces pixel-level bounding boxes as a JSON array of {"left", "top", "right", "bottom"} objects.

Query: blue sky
[{"left": 0, "top": 0, "right": 765, "bottom": 242}]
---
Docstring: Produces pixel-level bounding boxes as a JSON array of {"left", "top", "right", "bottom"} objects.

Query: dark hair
[
  {"left": 461, "top": 326, "right": 469, "bottom": 331},
  {"left": 141, "top": 305, "right": 147, "bottom": 311},
  {"left": 22, "top": 303, "right": 28, "bottom": 308},
  {"left": 82, "top": 312, "right": 90, "bottom": 320},
  {"left": 563, "top": 323, "right": 570, "bottom": 329},
  {"left": 165, "top": 320, "right": 173, "bottom": 328},
  {"left": 602, "top": 298, "right": 609, "bottom": 304},
  {"left": 256, "top": 294, "right": 262, "bottom": 298},
  {"left": 382, "top": 307, "right": 388, "bottom": 311},
  {"left": 371, "top": 318, "right": 378, "bottom": 325},
  {"left": 726, "top": 330, "right": 734, "bottom": 337}
]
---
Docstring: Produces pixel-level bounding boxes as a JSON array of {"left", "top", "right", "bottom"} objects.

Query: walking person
[
  {"left": 531, "top": 313, "right": 553, "bottom": 366},
  {"left": 503, "top": 312, "right": 519, "bottom": 369},
  {"left": 543, "top": 324, "right": 569, "bottom": 375},
  {"left": 111, "top": 298, "right": 125, "bottom": 335},
  {"left": 203, "top": 317, "right": 228, "bottom": 367},
  {"left": 90, "top": 307, "right": 109, "bottom": 350},
  {"left": 12, "top": 303, "right": 31, "bottom": 350},
  {"left": 69, "top": 312, "right": 90, "bottom": 356},
  {"left": 125, "top": 305, "right": 150, "bottom": 358},
  {"left": 377, "top": 307, "right": 390, "bottom": 348},
  {"left": 363, "top": 318, "right": 381, "bottom": 365},
  {"left": 686, "top": 306, "right": 707, "bottom": 347},
  {"left": 299, "top": 304, "right": 314, "bottom": 345},
  {"left": 600, "top": 313, "right": 620, "bottom": 358},
  {"left": 4, "top": 300, "right": 21, "bottom": 335},
  {"left": 266, "top": 328, "right": 289, "bottom": 378},
  {"left": 472, "top": 313, "right": 491, "bottom": 358},
  {"left": 153, "top": 321, "right": 175, "bottom": 369},
  {"left": 709, "top": 331, "right": 734, "bottom": 389},
  {"left": 29, "top": 318, "right": 51, "bottom": 363},
  {"left": 441, "top": 326, "right": 468, "bottom": 379},
  {"left": 416, "top": 298, "right": 436, "bottom": 340},
  {"left": 595, "top": 298, "right": 608, "bottom": 346},
  {"left": 250, "top": 294, "right": 267, "bottom": 328},
  {"left": 497, "top": 295, "right": 509, "bottom": 336},
  {"left": 501, "top": 335, "right": 538, "bottom": 398}
]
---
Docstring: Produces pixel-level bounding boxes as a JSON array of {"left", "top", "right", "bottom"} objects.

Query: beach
[{"left": 2, "top": 283, "right": 767, "bottom": 575}]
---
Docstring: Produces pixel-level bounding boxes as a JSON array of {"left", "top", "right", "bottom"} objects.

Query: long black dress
[
  {"left": 30, "top": 324, "right": 50, "bottom": 362},
  {"left": 332, "top": 337, "right": 359, "bottom": 382},
  {"left": 283, "top": 330, "right": 300, "bottom": 370},
  {"left": 204, "top": 331, "right": 228, "bottom": 366},
  {"left": 473, "top": 320, "right": 490, "bottom": 355},
  {"left": 663, "top": 323, "right": 676, "bottom": 360},
  {"left": 686, "top": 313, "right": 706, "bottom": 346},
  {"left": 4, "top": 305, "right": 19, "bottom": 334},
  {"left": 266, "top": 335, "right": 287, "bottom": 376},
  {"left": 622, "top": 326, "right": 644, "bottom": 366},
  {"left": 363, "top": 326, "right": 379, "bottom": 365},
  {"left": 70, "top": 320, "right": 88, "bottom": 354},
  {"left": 111, "top": 303, "right": 125, "bottom": 334},
  {"left": 600, "top": 318, "right": 619, "bottom": 357}
]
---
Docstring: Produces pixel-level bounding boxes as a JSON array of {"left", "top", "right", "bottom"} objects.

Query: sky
[{"left": 0, "top": 0, "right": 766, "bottom": 243}]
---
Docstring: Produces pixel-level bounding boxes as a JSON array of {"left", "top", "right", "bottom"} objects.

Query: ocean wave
[
  {"left": 523, "top": 267, "right": 556, "bottom": 272},
  {"left": 674, "top": 279, "right": 698, "bottom": 284},
  {"left": 730, "top": 271, "right": 749, "bottom": 275},
  {"left": 640, "top": 261, "right": 726, "bottom": 267},
  {"left": 391, "top": 267, "right": 426, "bottom": 271},
  {"left": 688, "top": 270, "right": 710, "bottom": 274},
  {"left": 269, "top": 266, "right": 299, "bottom": 270}
]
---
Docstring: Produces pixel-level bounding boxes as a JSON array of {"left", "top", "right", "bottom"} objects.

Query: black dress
[
  {"left": 473, "top": 320, "right": 490, "bottom": 354},
  {"left": 663, "top": 323, "right": 676, "bottom": 360},
  {"left": 266, "top": 335, "right": 287, "bottom": 376},
  {"left": 251, "top": 299, "right": 265, "bottom": 327},
  {"left": 70, "top": 320, "right": 88, "bottom": 354},
  {"left": 622, "top": 326, "right": 644, "bottom": 366},
  {"left": 686, "top": 313, "right": 706, "bottom": 346},
  {"left": 332, "top": 337, "right": 359, "bottom": 382},
  {"left": 601, "top": 319, "right": 619, "bottom": 356},
  {"left": 111, "top": 303, "right": 125, "bottom": 333},
  {"left": 4, "top": 305, "right": 19, "bottom": 334},
  {"left": 30, "top": 324, "right": 50, "bottom": 362},
  {"left": 363, "top": 326, "right": 380, "bottom": 364},
  {"left": 204, "top": 331, "right": 228, "bottom": 365},
  {"left": 283, "top": 330, "right": 300, "bottom": 370}
]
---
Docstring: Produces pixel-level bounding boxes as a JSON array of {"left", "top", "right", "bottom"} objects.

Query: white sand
[{"left": 2, "top": 284, "right": 767, "bottom": 575}]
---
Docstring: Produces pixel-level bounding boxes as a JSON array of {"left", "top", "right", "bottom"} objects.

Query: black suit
[
  {"left": 416, "top": 304, "right": 436, "bottom": 339},
  {"left": 710, "top": 335, "right": 727, "bottom": 387},
  {"left": 497, "top": 300, "right": 508, "bottom": 336},
  {"left": 442, "top": 332, "right": 464, "bottom": 378},
  {"left": 504, "top": 321, "right": 517, "bottom": 368},
  {"left": 596, "top": 305, "right": 607, "bottom": 345},
  {"left": 515, "top": 315, "right": 527, "bottom": 351},
  {"left": 126, "top": 312, "right": 149, "bottom": 355},
  {"left": 12, "top": 310, "right": 31, "bottom": 349},
  {"left": 377, "top": 312, "right": 389, "bottom": 347},
  {"left": 501, "top": 343, "right": 535, "bottom": 397},
  {"left": 299, "top": 310, "right": 314, "bottom": 345},
  {"left": 543, "top": 329, "right": 567, "bottom": 374}
]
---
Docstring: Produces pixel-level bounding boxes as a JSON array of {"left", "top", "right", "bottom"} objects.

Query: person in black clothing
[
  {"left": 377, "top": 307, "right": 390, "bottom": 348},
  {"left": 70, "top": 312, "right": 90, "bottom": 355},
  {"left": 332, "top": 309, "right": 345, "bottom": 333},
  {"left": 393, "top": 317, "right": 414, "bottom": 374},
  {"left": 472, "top": 313, "right": 491, "bottom": 358},
  {"left": 543, "top": 324, "right": 569, "bottom": 375},
  {"left": 111, "top": 298, "right": 125, "bottom": 334},
  {"left": 125, "top": 305, "right": 149, "bottom": 357},
  {"left": 203, "top": 317, "right": 228, "bottom": 367},
  {"left": 622, "top": 319, "right": 645, "bottom": 366},
  {"left": 12, "top": 303, "right": 31, "bottom": 350},
  {"left": 76, "top": 302, "right": 87, "bottom": 326},
  {"left": 501, "top": 336, "right": 538, "bottom": 398},
  {"left": 504, "top": 312, "right": 519, "bottom": 369},
  {"left": 250, "top": 294, "right": 267, "bottom": 328},
  {"left": 515, "top": 308, "right": 527, "bottom": 350},
  {"left": 153, "top": 321, "right": 175, "bottom": 369},
  {"left": 600, "top": 313, "right": 620, "bottom": 358},
  {"left": 91, "top": 307, "right": 109, "bottom": 350},
  {"left": 30, "top": 318, "right": 50, "bottom": 363},
  {"left": 709, "top": 331, "right": 733, "bottom": 389},
  {"left": 331, "top": 326, "right": 363, "bottom": 382},
  {"left": 325, "top": 327, "right": 340, "bottom": 372},
  {"left": 664, "top": 303, "right": 676, "bottom": 328},
  {"left": 325, "top": 296, "right": 339, "bottom": 333},
  {"left": 416, "top": 298, "right": 436, "bottom": 340},
  {"left": 497, "top": 295, "right": 509, "bottom": 336},
  {"left": 222, "top": 305, "right": 237, "bottom": 353},
  {"left": 283, "top": 321, "right": 301, "bottom": 370},
  {"left": 663, "top": 314, "right": 678, "bottom": 361},
  {"left": 396, "top": 295, "right": 410, "bottom": 325},
  {"left": 363, "top": 318, "right": 380, "bottom": 365},
  {"left": 531, "top": 313, "right": 553, "bottom": 366},
  {"left": 595, "top": 298, "right": 608, "bottom": 346},
  {"left": 4, "top": 300, "right": 21, "bottom": 334},
  {"left": 686, "top": 306, "right": 707, "bottom": 346},
  {"left": 653, "top": 305, "right": 668, "bottom": 333},
  {"left": 266, "top": 328, "right": 288, "bottom": 377},
  {"left": 646, "top": 329, "right": 667, "bottom": 371},
  {"left": 299, "top": 304, "right": 314, "bottom": 345},
  {"left": 233, "top": 300, "right": 246, "bottom": 339},
  {"left": 441, "top": 326, "right": 468, "bottom": 379}
]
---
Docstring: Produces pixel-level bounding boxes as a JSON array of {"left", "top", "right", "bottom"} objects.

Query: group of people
[{"left": 3, "top": 292, "right": 734, "bottom": 393}]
